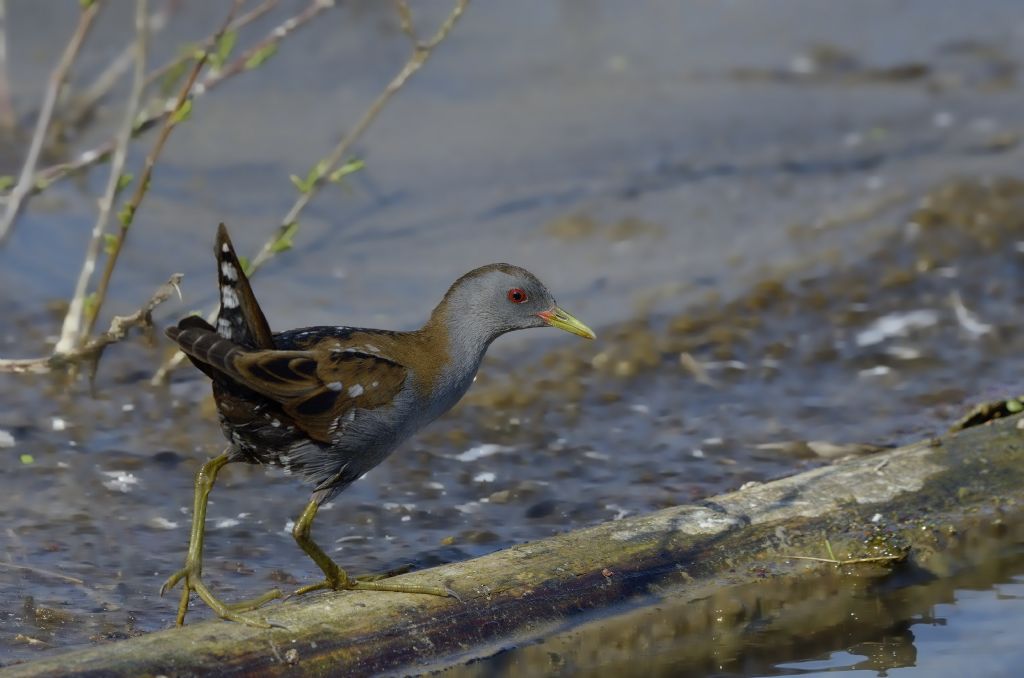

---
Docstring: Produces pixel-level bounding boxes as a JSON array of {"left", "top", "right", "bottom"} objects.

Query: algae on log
[{"left": 8, "top": 415, "right": 1024, "bottom": 677}]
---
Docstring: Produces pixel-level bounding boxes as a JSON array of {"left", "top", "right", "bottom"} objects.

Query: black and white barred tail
[{"left": 213, "top": 223, "right": 274, "bottom": 350}]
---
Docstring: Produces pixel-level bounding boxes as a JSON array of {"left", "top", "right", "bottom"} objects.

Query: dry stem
[
  {"left": 0, "top": 560, "right": 86, "bottom": 586},
  {"left": 140, "top": 0, "right": 277, "bottom": 90},
  {"left": 0, "top": 1, "right": 101, "bottom": 242},
  {"left": 251, "top": 0, "right": 471, "bottom": 271},
  {"left": 63, "top": 0, "right": 174, "bottom": 132},
  {"left": 0, "top": 274, "right": 182, "bottom": 375},
  {"left": 56, "top": 0, "right": 151, "bottom": 355},
  {"left": 779, "top": 538, "right": 909, "bottom": 568},
  {"left": 24, "top": 0, "right": 330, "bottom": 198},
  {"left": 150, "top": 0, "right": 472, "bottom": 384},
  {"left": 0, "top": 0, "right": 14, "bottom": 133},
  {"left": 81, "top": 0, "right": 243, "bottom": 342}
]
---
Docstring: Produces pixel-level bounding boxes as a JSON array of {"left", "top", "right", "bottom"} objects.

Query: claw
[
  {"left": 159, "top": 567, "right": 187, "bottom": 597},
  {"left": 444, "top": 586, "right": 463, "bottom": 604}
]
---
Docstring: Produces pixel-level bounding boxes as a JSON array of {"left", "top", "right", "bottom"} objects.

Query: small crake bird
[{"left": 161, "top": 224, "right": 595, "bottom": 626}]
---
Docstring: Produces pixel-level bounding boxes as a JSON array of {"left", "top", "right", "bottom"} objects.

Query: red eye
[{"left": 507, "top": 288, "right": 528, "bottom": 304}]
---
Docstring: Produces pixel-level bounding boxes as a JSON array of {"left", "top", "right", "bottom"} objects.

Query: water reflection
[{"left": 444, "top": 544, "right": 1024, "bottom": 677}]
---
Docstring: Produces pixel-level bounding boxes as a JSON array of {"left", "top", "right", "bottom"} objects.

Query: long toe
[
  {"left": 223, "top": 588, "right": 284, "bottom": 612},
  {"left": 353, "top": 564, "right": 413, "bottom": 583}
]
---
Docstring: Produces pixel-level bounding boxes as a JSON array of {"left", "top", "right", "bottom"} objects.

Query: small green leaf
[
  {"left": 103, "top": 233, "right": 120, "bottom": 255},
  {"left": 210, "top": 30, "right": 238, "bottom": 70},
  {"left": 116, "top": 173, "right": 134, "bottom": 192},
  {"left": 20, "top": 454, "right": 34, "bottom": 465},
  {"left": 244, "top": 43, "right": 278, "bottom": 70},
  {"left": 0, "top": 175, "right": 14, "bottom": 191},
  {"left": 310, "top": 160, "right": 329, "bottom": 182},
  {"left": 290, "top": 174, "right": 311, "bottom": 193},
  {"left": 1007, "top": 399, "right": 1024, "bottom": 414},
  {"left": 270, "top": 222, "right": 299, "bottom": 254},
  {"left": 117, "top": 203, "right": 136, "bottom": 227},
  {"left": 329, "top": 158, "right": 365, "bottom": 183},
  {"left": 237, "top": 255, "right": 253, "bottom": 276},
  {"left": 83, "top": 292, "right": 99, "bottom": 321},
  {"left": 170, "top": 99, "right": 193, "bottom": 124}
]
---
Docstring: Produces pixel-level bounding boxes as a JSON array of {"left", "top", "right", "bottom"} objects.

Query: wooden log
[{"left": 7, "top": 414, "right": 1024, "bottom": 677}]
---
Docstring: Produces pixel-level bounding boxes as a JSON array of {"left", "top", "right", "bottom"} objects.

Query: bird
[{"left": 160, "top": 223, "right": 596, "bottom": 627}]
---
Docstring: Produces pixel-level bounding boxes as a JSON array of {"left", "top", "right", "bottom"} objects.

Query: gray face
[{"left": 442, "top": 264, "right": 557, "bottom": 343}]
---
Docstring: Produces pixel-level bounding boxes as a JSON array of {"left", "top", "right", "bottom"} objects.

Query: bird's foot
[
  {"left": 292, "top": 563, "right": 455, "bottom": 599},
  {"left": 160, "top": 561, "right": 283, "bottom": 628}
]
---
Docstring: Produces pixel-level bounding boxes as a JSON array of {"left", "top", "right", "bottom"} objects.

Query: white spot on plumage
[
  {"left": 347, "top": 384, "right": 364, "bottom": 397},
  {"left": 221, "top": 243, "right": 230, "bottom": 253},
  {"left": 221, "top": 287, "right": 239, "bottom": 309},
  {"left": 364, "top": 344, "right": 381, "bottom": 353},
  {"left": 325, "top": 381, "right": 343, "bottom": 391},
  {"left": 220, "top": 262, "right": 237, "bottom": 281}
]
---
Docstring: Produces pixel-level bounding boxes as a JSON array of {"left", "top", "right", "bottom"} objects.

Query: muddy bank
[{"left": 5, "top": 410, "right": 1022, "bottom": 676}]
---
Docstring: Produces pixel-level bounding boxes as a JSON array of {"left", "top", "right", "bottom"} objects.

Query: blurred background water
[{"left": 2, "top": 0, "right": 1024, "bottom": 672}]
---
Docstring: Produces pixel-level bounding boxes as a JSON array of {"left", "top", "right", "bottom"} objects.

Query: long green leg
[
  {"left": 160, "top": 452, "right": 283, "bottom": 627},
  {"left": 291, "top": 499, "right": 455, "bottom": 599}
]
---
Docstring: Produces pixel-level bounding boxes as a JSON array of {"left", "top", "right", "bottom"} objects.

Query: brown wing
[
  {"left": 231, "top": 347, "right": 407, "bottom": 442},
  {"left": 170, "top": 324, "right": 408, "bottom": 443}
]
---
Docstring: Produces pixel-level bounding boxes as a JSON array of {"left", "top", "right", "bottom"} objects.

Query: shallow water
[{"left": 2, "top": 0, "right": 1024, "bottom": 669}]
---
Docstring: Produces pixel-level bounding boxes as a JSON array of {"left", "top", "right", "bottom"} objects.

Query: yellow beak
[{"left": 537, "top": 306, "right": 596, "bottom": 340}]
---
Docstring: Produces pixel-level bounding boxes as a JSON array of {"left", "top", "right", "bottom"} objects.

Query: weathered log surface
[{"left": 7, "top": 414, "right": 1024, "bottom": 677}]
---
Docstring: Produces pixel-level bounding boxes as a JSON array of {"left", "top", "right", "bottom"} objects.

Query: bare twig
[
  {"left": 56, "top": 0, "right": 151, "bottom": 355},
  {"left": 0, "top": 274, "right": 182, "bottom": 375},
  {"left": 251, "top": 0, "right": 471, "bottom": 271},
  {"left": 777, "top": 538, "right": 909, "bottom": 568},
  {"left": 0, "top": 0, "right": 14, "bottom": 133},
  {"left": 0, "top": 561, "right": 86, "bottom": 585},
  {"left": 0, "top": 1, "right": 101, "bottom": 242},
  {"left": 192, "top": 0, "right": 326, "bottom": 87},
  {"left": 81, "top": 1, "right": 243, "bottom": 343},
  {"left": 25, "top": 0, "right": 331, "bottom": 198},
  {"left": 0, "top": 560, "right": 86, "bottom": 586},
  {"left": 150, "top": 0, "right": 472, "bottom": 385},
  {"left": 63, "top": 0, "right": 174, "bottom": 132},
  {"left": 141, "top": 0, "right": 276, "bottom": 91}
]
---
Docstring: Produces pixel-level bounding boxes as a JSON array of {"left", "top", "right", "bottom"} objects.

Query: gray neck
[
  {"left": 436, "top": 312, "right": 492, "bottom": 403},
  {"left": 419, "top": 299, "right": 501, "bottom": 418}
]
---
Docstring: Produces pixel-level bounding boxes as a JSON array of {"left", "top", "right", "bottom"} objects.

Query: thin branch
[
  {"left": 394, "top": 0, "right": 417, "bottom": 43},
  {"left": 23, "top": 0, "right": 332, "bottom": 200},
  {"left": 0, "top": 0, "right": 14, "bottom": 133},
  {"left": 80, "top": 1, "right": 243, "bottom": 343},
  {"left": 62, "top": 0, "right": 174, "bottom": 132},
  {"left": 0, "top": 560, "right": 86, "bottom": 586},
  {"left": 140, "top": 0, "right": 276, "bottom": 91},
  {"left": 150, "top": 0, "right": 472, "bottom": 385},
  {"left": 0, "top": 274, "right": 182, "bottom": 375},
  {"left": 776, "top": 538, "right": 909, "bottom": 568},
  {"left": 251, "top": 0, "right": 471, "bottom": 271},
  {"left": 0, "top": 1, "right": 101, "bottom": 242},
  {"left": 56, "top": 0, "right": 150, "bottom": 355}
]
